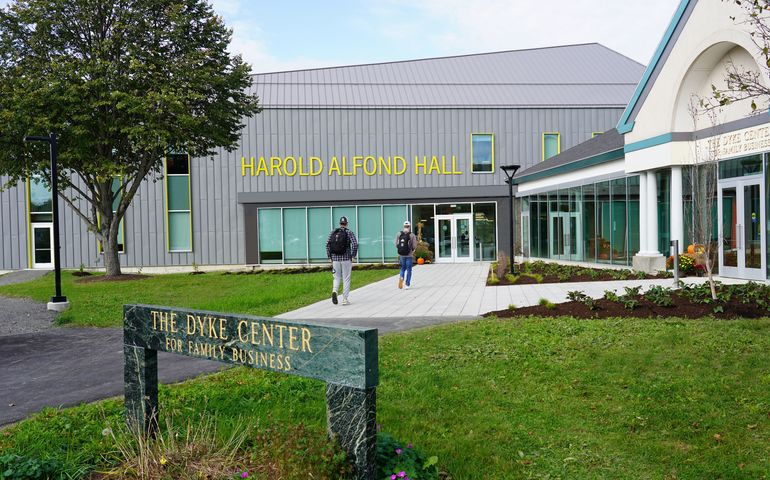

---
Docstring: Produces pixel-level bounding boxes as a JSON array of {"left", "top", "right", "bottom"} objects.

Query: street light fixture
[
  {"left": 24, "top": 132, "right": 69, "bottom": 312},
  {"left": 500, "top": 164, "right": 521, "bottom": 274}
]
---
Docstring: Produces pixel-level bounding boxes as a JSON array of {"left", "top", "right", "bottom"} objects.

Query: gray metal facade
[{"left": 0, "top": 44, "right": 643, "bottom": 270}]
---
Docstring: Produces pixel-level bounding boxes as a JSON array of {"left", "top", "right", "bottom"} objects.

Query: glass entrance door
[
  {"left": 548, "top": 212, "right": 581, "bottom": 261},
  {"left": 434, "top": 214, "right": 474, "bottom": 262},
  {"left": 31, "top": 223, "right": 54, "bottom": 269},
  {"left": 719, "top": 179, "right": 765, "bottom": 280}
]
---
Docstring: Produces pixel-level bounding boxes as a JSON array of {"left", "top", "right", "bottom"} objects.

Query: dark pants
[{"left": 399, "top": 256, "right": 413, "bottom": 286}]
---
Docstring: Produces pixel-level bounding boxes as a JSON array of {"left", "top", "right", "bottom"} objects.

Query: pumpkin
[
  {"left": 687, "top": 244, "right": 695, "bottom": 254},
  {"left": 417, "top": 257, "right": 425, "bottom": 265}
]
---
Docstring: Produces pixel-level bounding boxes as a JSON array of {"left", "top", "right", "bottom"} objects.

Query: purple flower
[
  {"left": 407, "top": 443, "right": 413, "bottom": 449},
  {"left": 390, "top": 475, "right": 396, "bottom": 480},
  {"left": 398, "top": 472, "right": 406, "bottom": 478},
  {"left": 241, "top": 472, "right": 248, "bottom": 479},
  {"left": 395, "top": 448, "right": 402, "bottom": 455}
]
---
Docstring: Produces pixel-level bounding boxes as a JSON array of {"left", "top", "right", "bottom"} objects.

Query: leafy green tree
[{"left": 0, "top": 0, "right": 260, "bottom": 276}]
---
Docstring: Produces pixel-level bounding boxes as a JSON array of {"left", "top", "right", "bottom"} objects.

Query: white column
[
  {"left": 638, "top": 172, "right": 647, "bottom": 253},
  {"left": 670, "top": 166, "right": 684, "bottom": 253},
  {"left": 646, "top": 170, "right": 659, "bottom": 255}
]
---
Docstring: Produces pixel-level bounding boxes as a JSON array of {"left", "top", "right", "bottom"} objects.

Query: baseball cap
[
  {"left": 339, "top": 216, "right": 348, "bottom": 225},
  {"left": 403, "top": 221, "right": 411, "bottom": 227}
]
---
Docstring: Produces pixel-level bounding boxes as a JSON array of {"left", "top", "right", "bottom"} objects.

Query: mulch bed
[
  {"left": 485, "top": 294, "right": 770, "bottom": 319},
  {"left": 75, "top": 274, "right": 150, "bottom": 283},
  {"left": 490, "top": 271, "right": 667, "bottom": 286}
]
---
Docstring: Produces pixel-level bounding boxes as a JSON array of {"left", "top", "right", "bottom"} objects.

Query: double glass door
[
  {"left": 435, "top": 214, "right": 473, "bottom": 262},
  {"left": 548, "top": 212, "right": 581, "bottom": 260},
  {"left": 719, "top": 178, "right": 765, "bottom": 280},
  {"left": 31, "top": 223, "right": 54, "bottom": 269}
]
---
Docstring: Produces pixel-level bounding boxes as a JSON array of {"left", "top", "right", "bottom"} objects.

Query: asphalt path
[{"left": 0, "top": 327, "right": 223, "bottom": 426}]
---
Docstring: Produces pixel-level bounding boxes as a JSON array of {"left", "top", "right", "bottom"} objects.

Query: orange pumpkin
[
  {"left": 417, "top": 257, "right": 425, "bottom": 265},
  {"left": 687, "top": 244, "right": 695, "bottom": 254}
]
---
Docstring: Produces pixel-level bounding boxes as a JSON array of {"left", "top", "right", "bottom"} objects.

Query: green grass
[
  {"left": 4, "top": 316, "right": 770, "bottom": 478},
  {"left": 0, "top": 269, "right": 397, "bottom": 327}
]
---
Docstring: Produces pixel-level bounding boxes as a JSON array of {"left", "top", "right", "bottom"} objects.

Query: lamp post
[
  {"left": 500, "top": 164, "right": 521, "bottom": 274},
  {"left": 24, "top": 133, "right": 69, "bottom": 312}
]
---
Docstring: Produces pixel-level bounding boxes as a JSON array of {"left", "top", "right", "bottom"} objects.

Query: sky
[
  {"left": 0, "top": 0, "right": 680, "bottom": 71},
  {"left": 212, "top": 0, "right": 680, "bottom": 73}
]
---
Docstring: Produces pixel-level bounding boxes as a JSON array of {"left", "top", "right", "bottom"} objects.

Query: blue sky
[
  {"left": 0, "top": 0, "right": 680, "bottom": 71},
  {"left": 212, "top": 0, "right": 680, "bottom": 72}
]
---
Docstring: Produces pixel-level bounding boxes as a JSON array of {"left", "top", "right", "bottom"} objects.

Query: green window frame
[
  {"left": 98, "top": 176, "right": 125, "bottom": 254},
  {"left": 165, "top": 153, "right": 192, "bottom": 252},
  {"left": 471, "top": 133, "right": 494, "bottom": 173},
  {"left": 542, "top": 133, "right": 561, "bottom": 161}
]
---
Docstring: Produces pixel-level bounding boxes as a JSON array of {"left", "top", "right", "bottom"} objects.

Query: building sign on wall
[
  {"left": 707, "top": 125, "right": 770, "bottom": 158},
  {"left": 240, "top": 155, "right": 464, "bottom": 177}
]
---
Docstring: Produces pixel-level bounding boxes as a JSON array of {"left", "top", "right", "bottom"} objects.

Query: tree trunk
[{"left": 102, "top": 218, "right": 122, "bottom": 277}]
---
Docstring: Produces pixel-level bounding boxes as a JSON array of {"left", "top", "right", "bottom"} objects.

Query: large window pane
[
  {"left": 166, "top": 153, "right": 190, "bottom": 174},
  {"left": 473, "top": 203, "right": 497, "bottom": 261},
  {"left": 656, "top": 170, "right": 671, "bottom": 255},
  {"left": 282, "top": 208, "right": 307, "bottom": 263},
  {"left": 611, "top": 178, "right": 628, "bottom": 265},
  {"left": 168, "top": 212, "right": 191, "bottom": 251},
  {"left": 471, "top": 134, "right": 493, "bottom": 173},
  {"left": 628, "top": 176, "right": 640, "bottom": 258},
  {"left": 167, "top": 176, "right": 190, "bottom": 211},
  {"left": 383, "top": 205, "right": 408, "bottom": 261},
  {"left": 582, "top": 184, "right": 596, "bottom": 262},
  {"left": 568, "top": 187, "right": 582, "bottom": 261},
  {"left": 529, "top": 200, "right": 539, "bottom": 258},
  {"left": 537, "top": 194, "right": 548, "bottom": 257},
  {"left": 29, "top": 177, "right": 52, "bottom": 213},
  {"left": 411, "top": 204, "right": 435, "bottom": 258},
  {"left": 308, "top": 207, "right": 331, "bottom": 263},
  {"left": 258, "top": 208, "right": 282, "bottom": 263},
  {"left": 597, "top": 181, "right": 611, "bottom": 263},
  {"left": 719, "top": 154, "right": 762, "bottom": 179},
  {"left": 332, "top": 206, "right": 357, "bottom": 234},
  {"left": 357, "top": 206, "right": 383, "bottom": 262}
]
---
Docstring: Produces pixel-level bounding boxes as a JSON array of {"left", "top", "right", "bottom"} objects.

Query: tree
[{"left": 0, "top": 0, "right": 261, "bottom": 276}]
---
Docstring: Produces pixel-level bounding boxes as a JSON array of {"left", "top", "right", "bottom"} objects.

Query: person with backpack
[
  {"left": 326, "top": 216, "right": 358, "bottom": 305},
  {"left": 394, "top": 220, "right": 417, "bottom": 289}
]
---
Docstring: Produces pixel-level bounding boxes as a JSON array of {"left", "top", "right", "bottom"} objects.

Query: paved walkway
[{"left": 279, "top": 263, "right": 754, "bottom": 319}]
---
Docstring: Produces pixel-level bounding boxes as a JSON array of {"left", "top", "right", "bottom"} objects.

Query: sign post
[{"left": 123, "top": 304, "right": 378, "bottom": 479}]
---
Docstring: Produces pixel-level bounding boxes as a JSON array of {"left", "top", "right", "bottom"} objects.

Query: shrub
[
  {"left": 678, "top": 254, "right": 696, "bottom": 274},
  {"left": 521, "top": 272, "right": 543, "bottom": 283},
  {"left": 566, "top": 290, "right": 587, "bottom": 302},
  {"left": 504, "top": 274, "right": 518, "bottom": 284},
  {"left": 414, "top": 241, "right": 434, "bottom": 263},
  {"left": 508, "top": 304, "right": 517, "bottom": 311},
  {"left": 538, "top": 298, "right": 556, "bottom": 309},
  {"left": 488, "top": 272, "right": 500, "bottom": 285},
  {"left": 603, "top": 290, "right": 620, "bottom": 302},
  {"left": 645, "top": 285, "right": 674, "bottom": 307},
  {"left": 376, "top": 433, "right": 439, "bottom": 480}
]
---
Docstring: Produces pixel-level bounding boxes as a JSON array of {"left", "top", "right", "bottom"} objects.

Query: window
[
  {"left": 28, "top": 176, "right": 52, "bottom": 222},
  {"left": 592, "top": 132, "right": 603, "bottom": 138},
  {"left": 165, "top": 153, "right": 192, "bottom": 252},
  {"left": 473, "top": 203, "right": 497, "bottom": 261},
  {"left": 383, "top": 205, "right": 408, "bottom": 262},
  {"left": 282, "top": 208, "right": 307, "bottom": 263},
  {"left": 471, "top": 134, "right": 494, "bottom": 173},
  {"left": 258, "top": 208, "right": 282, "bottom": 263},
  {"left": 308, "top": 207, "right": 332, "bottom": 263},
  {"left": 357, "top": 206, "right": 383, "bottom": 262},
  {"left": 98, "top": 176, "right": 125, "bottom": 253},
  {"left": 542, "top": 133, "right": 560, "bottom": 161}
]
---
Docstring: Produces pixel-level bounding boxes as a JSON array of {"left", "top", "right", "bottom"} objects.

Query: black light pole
[
  {"left": 24, "top": 133, "right": 68, "bottom": 311},
  {"left": 500, "top": 164, "right": 521, "bottom": 274}
]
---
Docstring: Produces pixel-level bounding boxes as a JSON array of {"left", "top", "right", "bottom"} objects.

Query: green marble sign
[{"left": 123, "top": 304, "right": 378, "bottom": 480}]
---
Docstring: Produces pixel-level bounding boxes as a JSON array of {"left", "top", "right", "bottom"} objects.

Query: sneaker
[
  {"left": 398, "top": 277, "right": 404, "bottom": 289},
  {"left": 342, "top": 297, "right": 351, "bottom": 306},
  {"left": 405, "top": 284, "right": 411, "bottom": 290},
  {"left": 332, "top": 292, "right": 338, "bottom": 305}
]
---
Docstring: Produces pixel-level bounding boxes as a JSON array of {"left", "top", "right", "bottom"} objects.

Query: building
[
  {"left": 515, "top": 0, "right": 770, "bottom": 281},
  {"left": 0, "top": 43, "right": 643, "bottom": 271}
]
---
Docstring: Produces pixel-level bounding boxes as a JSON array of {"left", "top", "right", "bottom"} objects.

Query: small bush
[
  {"left": 645, "top": 285, "right": 674, "bottom": 307},
  {"left": 504, "top": 274, "right": 519, "bottom": 284},
  {"left": 414, "top": 241, "right": 434, "bottom": 263},
  {"left": 508, "top": 304, "right": 517, "bottom": 311},
  {"left": 488, "top": 272, "right": 500, "bottom": 285},
  {"left": 376, "top": 432, "right": 439, "bottom": 480},
  {"left": 603, "top": 290, "right": 620, "bottom": 302},
  {"left": 521, "top": 272, "right": 543, "bottom": 283},
  {"left": 538, "top": 298, "right": 556, "bottom": 309}
]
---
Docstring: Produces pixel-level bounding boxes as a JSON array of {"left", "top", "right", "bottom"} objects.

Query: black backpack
[
  {"left": 397, "top": 231, "right": 411, "bottom": 256},
  {"left": 329, "top": 228, "right": 349, "bottom": 255}
]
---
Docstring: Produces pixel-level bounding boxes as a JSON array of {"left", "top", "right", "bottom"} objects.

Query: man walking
[
  {"left": 395, "top": 220, "right": 417, "bottom": 289},
  {"left": 326, "top": 216, "right": 358, "bottom": 305}
]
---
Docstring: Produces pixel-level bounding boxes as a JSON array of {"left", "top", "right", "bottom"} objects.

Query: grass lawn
[
  {"left": 3, "top": 316, "right": 770, "bottom": 478},
  {"left": 0, "top": 268, "right": 397, "bottom": 327}
]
